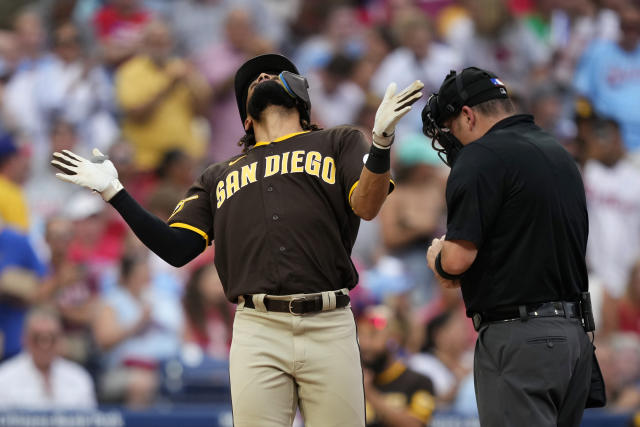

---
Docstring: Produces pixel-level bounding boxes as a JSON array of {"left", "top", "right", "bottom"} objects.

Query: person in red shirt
[
  {"left": 92, "top": 0, "right": 150, "bottom": 66},
  {"left": 182, "top": 264, "right": 233, "bottom": 359}
]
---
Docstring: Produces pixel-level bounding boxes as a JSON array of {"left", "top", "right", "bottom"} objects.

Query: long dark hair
[
  {"left": 421, "top": 310, "right": 454, "bottom": 353},
  {"left": 182, "top": 265, "right": 231, "bottom": 335}
]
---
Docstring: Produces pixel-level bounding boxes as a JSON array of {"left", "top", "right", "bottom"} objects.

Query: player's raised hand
[
  {"left": 51, "top": 148, "right": 124, "bottom": 201},
  {"left": 372, "top": 80, "right": 424, "bottom": 149}
]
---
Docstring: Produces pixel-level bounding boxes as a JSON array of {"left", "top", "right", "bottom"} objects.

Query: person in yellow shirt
[
  {"left": 116, "top": 19, "right": 211, "bottom": 172},
  {"left": 0, "top": 133, "right": 29, "bottom": 232}
]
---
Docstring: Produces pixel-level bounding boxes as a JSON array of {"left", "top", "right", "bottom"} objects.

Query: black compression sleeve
[{"left": 109, "top": 190, "right": 205, "bottom": 267}]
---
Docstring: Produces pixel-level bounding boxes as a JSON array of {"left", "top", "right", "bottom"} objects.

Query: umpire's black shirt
[{"left": 445, "top": 114, "right": 588, "bottom": 316}]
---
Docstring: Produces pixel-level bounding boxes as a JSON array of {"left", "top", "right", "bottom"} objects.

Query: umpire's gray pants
[
  {"left": 230, "top": 293, "right": 365, "bottom": 427},
  {"left": 474, "top": 317, "right": 592, "bottom": 427}
]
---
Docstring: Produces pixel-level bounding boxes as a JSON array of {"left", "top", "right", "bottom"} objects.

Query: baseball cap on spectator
[
  {"left": 64, "top": 192, "right": 104, "bottom": 221},
  {"left": 396, "top": 133, "right": 442, "bottom": 167},
  {"left": 362, "top": 256, "right": 412, "bottom": 300}
]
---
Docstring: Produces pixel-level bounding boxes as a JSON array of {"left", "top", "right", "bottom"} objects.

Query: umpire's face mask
[{"left": 421, "top": 94, "right": 464, "bottom": 167}]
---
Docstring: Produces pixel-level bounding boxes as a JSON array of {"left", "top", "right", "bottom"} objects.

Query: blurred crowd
[{"left": 0, "top": 0, "right": 639, "bottom": 422}]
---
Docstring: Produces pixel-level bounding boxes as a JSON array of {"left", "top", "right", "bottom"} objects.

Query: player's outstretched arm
[
  {"left": 52, "top": 149, "right": 204, "bottom": 266},
  {"left": 351, "top": 80, "right": 423, "bottom": 220}
]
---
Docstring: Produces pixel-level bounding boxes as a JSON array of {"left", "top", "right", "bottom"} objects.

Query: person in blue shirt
[
  {"left": 574, "top": 5, "right": 640, "bottom": 152},
  {"left": 0, "top": 219, "right": 47, "bottom": 360}
]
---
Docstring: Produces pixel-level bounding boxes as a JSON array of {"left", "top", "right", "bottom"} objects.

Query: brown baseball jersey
[
  {"left": 167, "top": 126, "right": 393, "bottom": 302},
  {"left": 367, "top": 361, "right": 436, "bottom": 426}
]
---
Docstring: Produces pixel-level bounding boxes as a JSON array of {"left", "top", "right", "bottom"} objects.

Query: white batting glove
[
  {"left": 372, "top": 80, "right": 424, "bottom": 149},
  {"left": 51, "top": 148, "right": 124, "bottom": 202}
]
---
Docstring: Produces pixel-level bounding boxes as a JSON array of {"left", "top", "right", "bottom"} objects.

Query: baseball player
[{"left": 51, "top": 53, "right": 423, "bottom": 426}]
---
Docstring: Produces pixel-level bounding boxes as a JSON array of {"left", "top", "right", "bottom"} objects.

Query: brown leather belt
[{"left": 243, "top": 293, "right": 350, "bottom": 315}]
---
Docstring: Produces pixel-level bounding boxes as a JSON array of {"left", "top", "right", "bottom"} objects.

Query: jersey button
[
  {"left": 267, "top": 186, "right": 273, "bottom": 192},
  {"left": 272, "top": 214, "right": 279, "bottom": 221},
  {"left": 279, "top": 246, "right": 286, "bottom": 252}
]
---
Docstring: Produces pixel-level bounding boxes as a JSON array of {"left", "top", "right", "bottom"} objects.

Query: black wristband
[
  {"left": 365, "top": 145, "right": 390, "bottom": 174},
  {"left": 435, "top": 252, "right": 463, "bottom": 280}
]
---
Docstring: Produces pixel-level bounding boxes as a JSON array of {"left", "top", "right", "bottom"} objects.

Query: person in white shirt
[
  {"left": 0, "top": 307, "right": 96, "bottom": 409},
  {"left": 370, "top": 11, "right": 461, "bottom": 142},
  {"left": 582, "top": 117, "right": 640, "bottom": 299}
]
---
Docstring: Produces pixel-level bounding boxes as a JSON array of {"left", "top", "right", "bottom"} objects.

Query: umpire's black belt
[
  {"left": 471, "top": 301, "right": 581, "bottom": 331},
  {"left": 243, "top": 292, "right": 350, "bottom": 315}
]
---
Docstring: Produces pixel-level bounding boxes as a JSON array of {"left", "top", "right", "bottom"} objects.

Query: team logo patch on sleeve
[{"left": 169, "top": 195, "right": 199, "bottom": 220}]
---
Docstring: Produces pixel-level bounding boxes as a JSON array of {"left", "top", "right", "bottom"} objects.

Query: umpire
[{"left": 422, "top": 67, "right": 603, "bottom": 426}]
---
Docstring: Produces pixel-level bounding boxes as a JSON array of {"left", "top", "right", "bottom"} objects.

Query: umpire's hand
[
  {"left": 51, "top": 148, "right": 124, "bottom": 201},
  {"left": 372, "top": 80, "right": 423, "bottom": 149},
  {"left": 427, "top": 237, "right": 461, "bottom": 289}
]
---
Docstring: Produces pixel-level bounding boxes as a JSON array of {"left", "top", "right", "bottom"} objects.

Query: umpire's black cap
[
  {"left": 234, "top": 53, "right": 299, "bottom": 126},
  {"left": 434, "top": 67, "right": 509, "bottom": 126}
]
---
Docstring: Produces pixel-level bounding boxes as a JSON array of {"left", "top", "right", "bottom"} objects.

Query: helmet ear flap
[{"left": 278, "top": 71, "right": 311, "bottom": 122}]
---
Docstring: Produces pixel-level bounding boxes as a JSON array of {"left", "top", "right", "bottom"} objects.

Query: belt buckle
[{"left": 289, "top": 298, "right": 306, "bottom": 316}]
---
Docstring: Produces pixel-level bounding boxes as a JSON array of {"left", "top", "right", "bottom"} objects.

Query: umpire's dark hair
[
  {"left": 421, "top": 309, "right": 455, "bottom": 353},
  {"left": 470, "top": 98, "right": 516, "bottom": 117}
]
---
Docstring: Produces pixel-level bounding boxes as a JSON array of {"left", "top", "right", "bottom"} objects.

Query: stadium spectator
[
  {"left": 93, "top": 252, "right": 182, "bottom": 407},
  {"left": 443, "top": 0, "right": 550, "bottom": 92},
  {"left": 151, "top": 149, "right": 195, "bottom": 196},
  {"left": 34, "top": 22, "right": 118, "bottom": 157},
  {"left": 92, "top": 0, "right": 150, "bottom": 67},
  {"left": 527, "top": 83, "right": 576, "bottom": 144},
  {"left": 37, "top": 216, "right": 97, "bottom": 364},
  {"left": 582, "top": 117, "right": 640, "bottom": 299},
  {"left": 3, "top": 8, "right": 51, "bottom": 144},
  {"left": 65, "top": 192, "right": 124, "bottom": 273},
  {"left": 549, "top": 0, "right": 621, "bottom": 84},
  {"left": 0, "top": 216, "right": 46, "bottom": 361},
  {"left": 357, "top": 305, "right": 436, "bottom": 427},
  {"left": 308, "top": 54, "right": 365, "bottom": 128},
  {"left": 0, "top": 133, "right": 30, "bottom": 232},
  {"left": 616, "top": 259, "right": 640, "bottom": 335},
  {"left": 351, "top": 26, "right": 396, "bottom": 92},
  {"left": 25, "top": 118, "right": 81, "bottom": 224},
  {"left": 597, "top": 332, "right": 640, "bottom": 411},
  {"left": 293, "top": 5, "right": 364, "bottom": 75},
  {"left": 0, "top": 31, "right": 20, "bottom": 135},
  {"left": 409, "top": 310, "right": 473, "bottom": 408},
  {"left": 115, "top": 19, "right": 210, "bottom": 172},
  {"left": 0, "top": 307, "right": 96, "bottom": 408},
  {"left": 371, "top": 9, "right": 461, "bottom": 140},
  {"left": 574, "top": 4, "right": 640, "bottom": 154},
  {"left": 169, "top": 0, "right": 284, "bottom": 56},
  {"left": 182, "top": 264, "right": 233, "bottom": 360},
  {"left": 378, "top": 134, "right": 447, "bottom": 307},
  {"left": 193, "top": 8, "right": 272, "bottom": 162}
]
